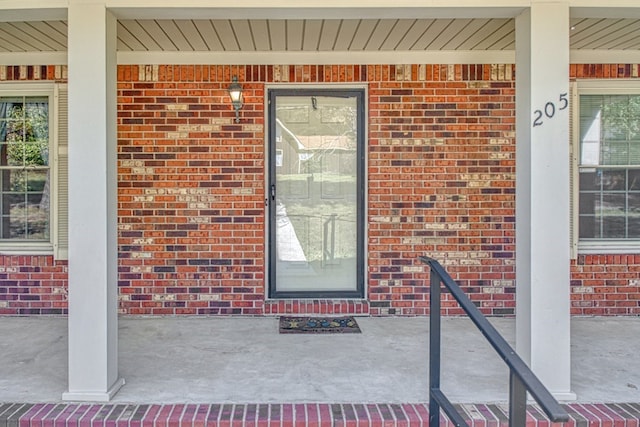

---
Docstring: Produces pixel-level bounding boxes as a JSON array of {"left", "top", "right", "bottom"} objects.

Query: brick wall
[
  {"left": 571, "top": 255, "right": 640, "bottom": 315},
  {"left": 116, "top": 64, "right": 517, "bottom": 316},
  {"left": 117, "top": 65, "right": 265, "bottom": 315},
  {"left": 1, "top": 63, "right": 639, "bottom": 316},
  {"left": 0, "top": 256, "right": 68, "bottom": 315},
  {"left": 366, "top": 64, "right": 516, "bottom": 316}
]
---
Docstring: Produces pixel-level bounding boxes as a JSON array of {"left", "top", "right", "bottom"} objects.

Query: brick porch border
[{"left": 2, "top": 402, "right": 640, "bottom": 427}]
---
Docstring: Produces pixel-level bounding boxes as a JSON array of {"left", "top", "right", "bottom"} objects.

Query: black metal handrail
[{"left": 420, "top": 256, "right": 569, "bottom": 427}]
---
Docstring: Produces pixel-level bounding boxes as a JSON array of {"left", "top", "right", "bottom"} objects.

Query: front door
[{"left": 268, "top": 89, "right": 365, "bottom": 298}]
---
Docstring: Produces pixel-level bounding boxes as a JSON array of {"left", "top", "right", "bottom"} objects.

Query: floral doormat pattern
[{"left": 279, "top": 316, "right": 361, "bottom": 334}]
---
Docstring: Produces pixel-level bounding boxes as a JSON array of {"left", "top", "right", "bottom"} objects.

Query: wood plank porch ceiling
[{"left": 0, "top": 18, "right": 639, "bottom": 53}]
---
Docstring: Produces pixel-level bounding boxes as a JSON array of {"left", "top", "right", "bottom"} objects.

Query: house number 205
[{"left": 533, "top": 93, "right": 568, "bottom": 127}]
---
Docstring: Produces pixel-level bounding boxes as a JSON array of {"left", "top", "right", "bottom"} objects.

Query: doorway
[{"left": 267, "top": 89, "right": 365, "bottom": 298}]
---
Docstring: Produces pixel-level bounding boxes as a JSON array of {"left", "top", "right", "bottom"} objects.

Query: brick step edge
[{"left": 1, "top": 402, "right": 639, "bottom": 427}]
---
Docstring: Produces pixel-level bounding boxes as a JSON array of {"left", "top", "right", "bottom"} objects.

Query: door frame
[{"left": 266, "top": 87, "right": 366, "bottom": 299}]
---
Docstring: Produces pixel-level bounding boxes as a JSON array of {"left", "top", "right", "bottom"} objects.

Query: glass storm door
[{"left": 268, "top": 89, "right": 364, "bottom": 298}]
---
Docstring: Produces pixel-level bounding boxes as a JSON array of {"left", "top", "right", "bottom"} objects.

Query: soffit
[{"left": 0, "top": 18, "right": 639, "bottom": 53}]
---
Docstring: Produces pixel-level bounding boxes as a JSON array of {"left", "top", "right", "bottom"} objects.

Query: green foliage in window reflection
[
  {"left": 601, "top": 96, "right": 640, "bottom": 165},
  {"left": 5, "top": 103, "right": 48, "bottom": 167},
  {"left": 603, "top": 96, "right": 640, "bottom": 138},
  {"left": 10, "top": 170, "right": 48, "bottom": 193}
]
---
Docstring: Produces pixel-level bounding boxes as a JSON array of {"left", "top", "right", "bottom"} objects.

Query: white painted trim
[
  {"left": 578, "top": 242, "right": 640, "bottom": 254},
  {"left": 107, "top": 0, "right": 529, "bottom": 7},
  {"left": 571, "top": 50, "right": 640, "bottom": 64},
  {"left": 107, "top": 1, "right": 528, "bottom": 20},
  {"left": 122, "top": 50, "right": 640, "bottom": 66},
  {"left": 52, "top": 85, "right": 60, "bottom": 255},
  {"left": 117, "top": 50, "right": 516, "bottom": 65},
  {"left": 571, "top": 0, "right": 640, "bottom": 7},
  {"left": 0, "top": 0, "right": 67, "bottom": 10},
  {"left": 52, "top": 83, "right": 67, "bottom": 261},
  {"left": 0, "top": 1, "right": 67, "bottom": 22},
  {"left": 571, "top": 7, "right": 640, "bottom": 19},
  {"left": 1, "top": 0, "right": 638, "bottom": 21},
  {"left": 2, "top": 49, "right": 639, "bottom": 67},
  {"left": 0, "top": 246, "right": 54, "bottom": 256},
  {"left": 62, "top": 378, "right": 126, "bottom": 403},
  {"left": 577, "top": 79, "right": 640, "bottom": 92},
  {"left": 569, "top": 81, "right": 579, "bottom": 260},
  {"left": 0, "top": 81, "right": 55, "bottom": 92},
  {"left": 0, "top": 52, "right": 67, "bottom": 66},
  {"left": 571, "top": 2, "right": 640, "bottom": 19},
  {"left": 2, "top": 1, "right": 640, "bottom": 21},
  {"left": 0, "top": 9, "right": 67, "bottom": 22},
  {"left": 110, "top": 7, "right": 527, "bottom": 20}
]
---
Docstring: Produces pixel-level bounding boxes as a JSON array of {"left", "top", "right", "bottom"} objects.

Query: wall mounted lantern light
[{"left": 227, "top": 76, "right": 243, "bottom": 123}]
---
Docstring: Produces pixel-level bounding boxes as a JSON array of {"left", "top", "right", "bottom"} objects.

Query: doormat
[{"left": 279, "top": 316, "right": 361, "bottom": 334}]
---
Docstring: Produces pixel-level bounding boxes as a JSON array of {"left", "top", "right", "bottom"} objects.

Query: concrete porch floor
[{"left": 1, "top": 316, "right": 640, "bottom": 404}]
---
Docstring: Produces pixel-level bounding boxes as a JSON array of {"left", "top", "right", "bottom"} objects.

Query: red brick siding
[
  {"left": 570, "top": 64, "right": 640, "bottom": 79},
  {"left": 367, "top": 67, "right": 516, "bottom": 316},
  {"left": 116, "top": 64, "right": 516, "bottom": 316},
  {"left": 571, "top": 255, "right": 640, "bottom": 315},
  {"left": 0, "top": 65, "right": 67, "bottom": 81},
  {"left": 117, "top": 66, "right": 265, "bottom": 315},
  {"left": 1, "top": 63, "right": 639, "bottom": 316},
  {"left": 0, "top": 256, "right": 68, "bottom": 315}
]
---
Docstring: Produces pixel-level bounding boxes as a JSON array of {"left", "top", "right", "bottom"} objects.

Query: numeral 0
[
  {"left": 544, "top": 102, "right": 555, "bottom": 119},
  {"left": 533, "top": 92, "right": 568, "bottom": 127}
]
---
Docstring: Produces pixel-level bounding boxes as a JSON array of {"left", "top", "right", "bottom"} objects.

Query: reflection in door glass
[{"left": 273, "top": 95, "right": 359, "bottom": 293}]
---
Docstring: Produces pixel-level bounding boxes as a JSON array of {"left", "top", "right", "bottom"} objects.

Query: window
[
  {"left": 0, "top": 95, "right": 50, "bottom": 241},
  {"left": 0, "top": 83, "right": 67, "bottom": 257},
  {"left": 577, "top": 82, "right": 640, "bottom": 252}
]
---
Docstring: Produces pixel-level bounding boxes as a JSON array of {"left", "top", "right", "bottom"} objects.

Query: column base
[
  {"left": 62, "top": 377, "right": 125, "bottom": 402},
  {"left": 551, "top": 391, "right": 577, "bottom": 401}
]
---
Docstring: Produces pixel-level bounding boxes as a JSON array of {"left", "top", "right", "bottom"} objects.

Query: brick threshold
[
  {"left": 2, "top": 402, "right": 640, "bottom": 426},
  {"left": 264, "top": 299, "right": 370, "bottom": 316}
]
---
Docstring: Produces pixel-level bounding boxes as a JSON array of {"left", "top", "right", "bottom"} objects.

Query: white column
[
  {"left": 515, "top": 1, "right": 575, "bottom": 400},
  {"left": 62, "top": 0, "right": 124, "bottom": 401}
]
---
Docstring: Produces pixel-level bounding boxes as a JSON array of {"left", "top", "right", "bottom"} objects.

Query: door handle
[{"left": 270, "top": 184, "right": 276, "bottom": 201}]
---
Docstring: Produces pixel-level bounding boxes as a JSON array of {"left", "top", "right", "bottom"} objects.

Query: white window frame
[
  {"left": 575, "top": 80, "right": 640, "bottom": 254},
  {"left": 0, "top": 82, "right": 57, "bottom": 255}
]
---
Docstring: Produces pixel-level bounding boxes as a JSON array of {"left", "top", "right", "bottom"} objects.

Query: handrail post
[
  {"left": 509, "top": 371, "right": 527, "bottom": 427},
  {"left": 420, "top": 256, "right": 569, "bottom": 427},
  {"left": 429, "top": 265, "right": 442, "bottom": 427}
]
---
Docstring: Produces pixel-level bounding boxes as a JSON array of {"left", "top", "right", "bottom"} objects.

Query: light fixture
[{"left": 227, "top": 76, "right": 243, "bottom": 123}]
